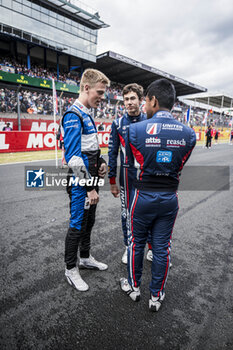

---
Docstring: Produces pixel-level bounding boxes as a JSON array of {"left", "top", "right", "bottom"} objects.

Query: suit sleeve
[
  {"left": 179, "top": 128, "right": 196, "bottom": 171},
  {"left": 63, "top": 112, "right": 91, "bottom": 184},
  {"left": 125, "top": 124, "right": 136, "bottom": 168},
  {"left": 108, "top": 120, "right": 120, "bottom": 184}
]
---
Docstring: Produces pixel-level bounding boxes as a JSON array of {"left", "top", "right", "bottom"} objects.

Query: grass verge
[{"left": 0, "top": 148, "right": 108, "bottom": 164}]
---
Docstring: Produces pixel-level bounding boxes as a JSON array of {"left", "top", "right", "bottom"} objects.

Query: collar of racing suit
[
  {"left": 74, "top": 99, "right": 92, "bottom": 116},
  {"left": 126, "top": 112, "right": 143, "bottom": 123},
  {"left": 152, "top": 110, "right": 173, "bottom": 119}
]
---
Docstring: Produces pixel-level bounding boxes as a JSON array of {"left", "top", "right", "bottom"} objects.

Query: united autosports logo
[
  {"left": 26, "top": 168, "right": 45, "bottom": 187},
  {"left": 146, "top": 123, "right": 162, "bottom": 135}
]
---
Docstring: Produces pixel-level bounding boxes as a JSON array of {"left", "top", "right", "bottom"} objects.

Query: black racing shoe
[
  {"left": 119, "top": 278, "right": 140, "bottom": 302},
  {"left": 149, "top": 293, "right": 165, "bottom": 312}
]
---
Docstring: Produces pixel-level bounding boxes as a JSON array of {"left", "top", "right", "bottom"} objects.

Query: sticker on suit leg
[{"left": 84, "top": 197, "right": 90, "bottom": 209}]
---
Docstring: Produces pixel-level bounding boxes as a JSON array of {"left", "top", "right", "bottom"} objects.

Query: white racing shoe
[
  {"left": 121, "top": 247, "right": 128, "bottom": 264},
  {"left": 146, "top": 249, "right": 153, "bottom": 262},
  {"left": 149, "top": 293, "right": 165, "bottom": 312},
  {"left": 65, "top": 267, "right": 89, "bottom": 292},
  {"left": 79, "top": 255, "right": 108, "bottom": 271},
  {"left": 120, "top": 278, "right": 140, "bottom": 302}
]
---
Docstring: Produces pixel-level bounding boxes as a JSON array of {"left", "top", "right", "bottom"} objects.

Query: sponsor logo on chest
[
  {"left": 145, "top": 137, "right": 161, "bottom": 147},
  {"left": 167, "top": 138, "right": 186, "bottom": 147}
]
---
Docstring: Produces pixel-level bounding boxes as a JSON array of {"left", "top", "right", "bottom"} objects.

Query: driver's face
[
  {"left": 86, "top": 82, "right": 106, "bottom": 109},
  {"left": 124, "top": 91, "right": 141, "bottom": 116}
]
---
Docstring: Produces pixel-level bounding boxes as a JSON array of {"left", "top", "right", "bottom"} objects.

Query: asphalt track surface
[{"left": 1, "top": 144, "right": 233, "bottom": 350}]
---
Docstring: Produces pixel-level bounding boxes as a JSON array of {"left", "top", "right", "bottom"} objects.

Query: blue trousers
[
  {"left": 127, "top": 189, "right": 179, "bottom": 297},
  {"left": 121, "top": 181, "right": 152, "bottom": 247}
]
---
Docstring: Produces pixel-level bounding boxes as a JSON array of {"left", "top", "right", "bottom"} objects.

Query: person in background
[
  {"left": 230, "top": 129, "right": 233, "bottom": 145},
  {"left": 120, "top": 79, "right": 196, "bottom": 311},
  {"left": 214, "top": 129, "right": 219, "bottom": 144},
  {"left": 206, "top": 125, "right": 212, "bottom": 148},
  {"left": 3, "top": 122, "right": 12, "bottom": 131},
  {"left": 98, "top": 122, "right": 104, "bottom": 131}
]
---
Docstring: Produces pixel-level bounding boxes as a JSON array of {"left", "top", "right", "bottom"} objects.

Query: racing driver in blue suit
[
  {"left": 61, "top": 69, "right": 110, "bottom": 292},
  {"left": 120, "top": 79, "right": 196, "bottom": 311},
  {"left": 108, "top": 84, "right": 153, "bottom": 264}
]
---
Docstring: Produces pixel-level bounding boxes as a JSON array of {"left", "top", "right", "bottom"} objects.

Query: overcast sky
[{"left": 86, "top": 0, "right": 233, "bottom": 97}]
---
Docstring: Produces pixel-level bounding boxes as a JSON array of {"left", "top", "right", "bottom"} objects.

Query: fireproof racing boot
[
  {"left": 121, "top": 246, "right": 128, "bottom": 264},
  {"left": 120, "top": 278, "right": 140, "bottom": 302},
  {"left": 149, "top": 293, "right": 165, "bottom": 312},
  {"left": 65, "top": 267, "right": 89, "bottom": 292},
  {"left": 79, "top": 255, "right": 108, "bottom": 271}
]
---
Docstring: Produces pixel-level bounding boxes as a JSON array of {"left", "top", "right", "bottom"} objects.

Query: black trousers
[
  {"left": 65, "top": 203, "right": 97, "bottom": 269},
  {"left": 206, "top": 136, "right": 212, "bottom": 148}
]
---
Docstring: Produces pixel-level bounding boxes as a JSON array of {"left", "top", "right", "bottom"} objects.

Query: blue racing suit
[
  {"left": 61, "top": 100, "right": 106, "bottom": 268},
  {"left": 125, "top": 110, "right": 196, "bottom": 297},
  {"left": 108, "top": 112, "right": 146, "bottom": 246}
]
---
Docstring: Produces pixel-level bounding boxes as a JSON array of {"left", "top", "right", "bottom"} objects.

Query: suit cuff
[{"left": 109, "top": 177, "right": 116, "bottom": 185}]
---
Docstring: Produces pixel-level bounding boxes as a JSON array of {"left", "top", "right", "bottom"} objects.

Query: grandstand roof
[
  {"left": 40, "top": 0, "right": 109, "bottom": 29},
  {"left": 184, "top": 93, "right": 233, "bottom": 109},
  {"left": 85, "top": 51, "right": 207, "bottom": 97}
]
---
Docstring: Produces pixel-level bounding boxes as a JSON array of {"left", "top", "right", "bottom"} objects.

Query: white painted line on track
[{"left": 0, "top": 159, "right": 56, "bottom": 166}]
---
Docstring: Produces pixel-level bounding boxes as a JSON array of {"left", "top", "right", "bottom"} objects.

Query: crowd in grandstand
[
  {"left": 0, "top": 57, "right": 80, "bottom": 85},
  {"left": 0, "top": 86, "right": 232, "bottom": 126},
  {"left": 0, "top": 88, "right": 74, "bottom": 115},
  {"left": 0, "top": 87, "right": 125, "bottom": 118},
  {"left": 96, "top": 100, "right": 125, "bottom": 119},
  {"left": 0, "top": 56, "right": 125, "bottom": 97}
]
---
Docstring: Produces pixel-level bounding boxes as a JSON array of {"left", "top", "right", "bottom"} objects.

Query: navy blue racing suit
[
  {"left": 61, "top": 100, "right": 106, "bottom": 269},
  {"left": 125, "top": 110, "right": 196, "bottom": 297},
  {"left": 108, "top": 113, "right": 146, "bottom": 246}
]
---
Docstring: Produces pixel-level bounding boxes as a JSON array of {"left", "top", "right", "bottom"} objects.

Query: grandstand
[{"left": 85, "top": 51, "right": 207, "bottom": 96}]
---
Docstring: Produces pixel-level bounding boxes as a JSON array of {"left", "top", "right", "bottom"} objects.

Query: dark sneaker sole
[
  {"left": 149, "top": 304, "right": 159, "bottom": 312},
  {"left": 132, "top": 295, "right": 141, "bottom": 302},
  {"left": 79, "top": 264, "right": 101, "bottom": 270},
  {"left": 149, "top": 301, "right": 162, "bottom": 312}
]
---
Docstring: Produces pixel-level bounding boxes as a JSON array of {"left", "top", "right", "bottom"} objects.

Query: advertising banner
[
  {"left": 0, "top": 71, "right": 80, "bottom": 94},
  {"left": 0, "top": 131, "right": 58, "bottom": 152},
  {"left": 0, "top": 117, "right": 112, "bottom": 132},
  {"left": 0, "top": 131, "right": 111, "bottom": 153}
]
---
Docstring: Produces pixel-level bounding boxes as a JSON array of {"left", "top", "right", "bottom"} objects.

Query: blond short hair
[{"left": 80, "top": 69, "right": 110, "bottom": 91}]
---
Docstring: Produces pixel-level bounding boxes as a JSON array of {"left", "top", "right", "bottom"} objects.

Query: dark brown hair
[{"left": 122, "top": 83, "right": 144, "bottom": 100}]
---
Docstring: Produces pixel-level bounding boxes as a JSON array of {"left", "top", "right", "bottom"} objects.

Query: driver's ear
[
  {"left": 151, "top": 96, "right": 157, "bottom": 108},
  {"left": 84, "top": 84, "right": 89, "bottom": 93}
]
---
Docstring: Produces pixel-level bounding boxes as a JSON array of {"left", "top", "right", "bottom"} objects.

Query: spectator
[
  {"left": 206, "top": 125, "right": 212, "bottom": 148},
  {"left": 3, "top": 122, "right": 12, "bottom": 131},
  {"left": 97, "top": 122, "right": 104, "bottom": 131}
]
